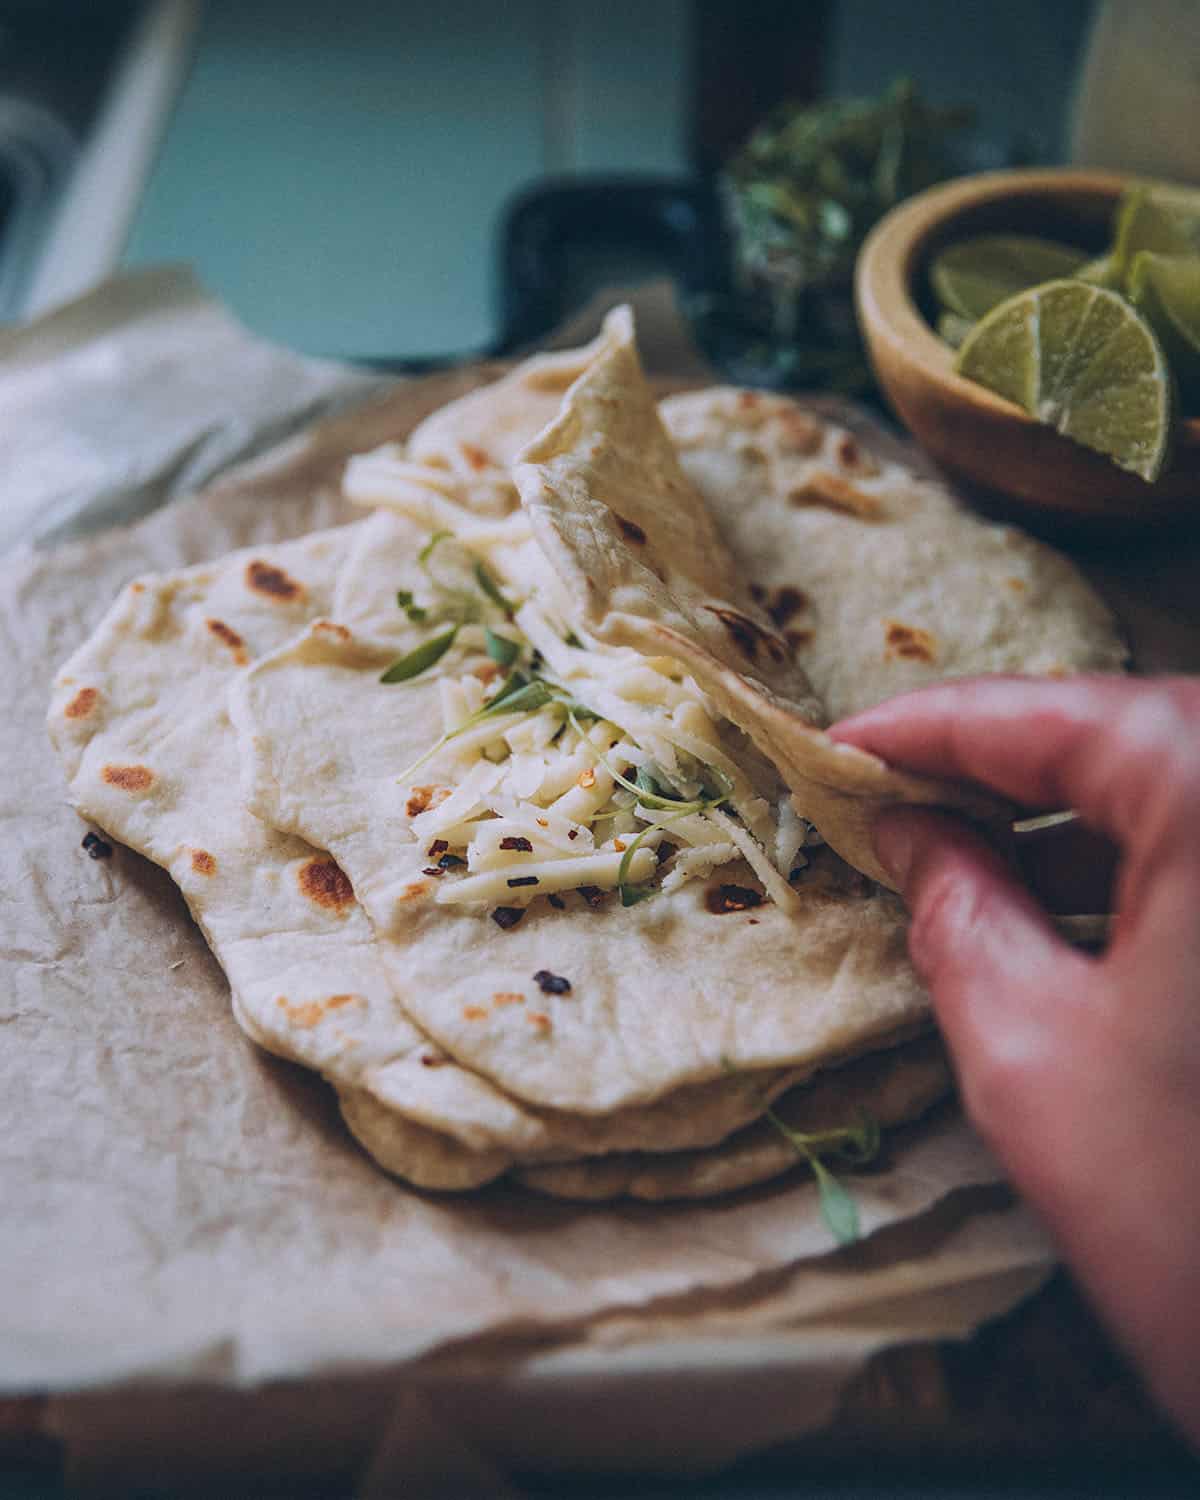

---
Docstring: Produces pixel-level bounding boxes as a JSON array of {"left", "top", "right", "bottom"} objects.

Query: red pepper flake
[
  {"left": 536, "top": 817, "right": 549, "bottom": 827},
  {"left": 567, "top": 829, "right": 579, "bottom": 841},
  {"left": 533, "top": 969, "right": 571, "bottom": 995},
  {"left": 82, "top": 831, "right": 113, "bottom": 860},
  {"left": 420, "top": 1053, "right": 446, "bottom": 1068},
  {"left": 507, "top": 875, "right": 539, "bottom": 888},
  {"left": 705, "top": 883, "right": 764, "bottom": 914},
  {"left": 612, "top": 838, "right": 626, "bottom": 852},
  {"left": 491, "top": 906, "right": 525, "bottom": 930},
  {"left": 499, "top": 836, "right": 533, "bottom": 852},
  {"left": 656, "top": 841, "right": 678, "bottom": 866},
  {"left": 577, "top": 767, "right": 596, "bottom": 789},
  {"left": 422, "top": 866, "right": 445, "bottom": 878},
  {"left": 427, "top": 839, "right": 449, "bottom": 857},
  {"left": 578, "top": 885, "right": 607, "bottom": 909},
  {"left": 406, "top": 785, "right": 449, "bottom": 817},
  {"left": 547, "top": 893, "right": 566, "bottom": 909}
]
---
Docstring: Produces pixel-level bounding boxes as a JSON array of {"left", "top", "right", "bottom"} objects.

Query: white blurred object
[{"left": 1070, "top": 0, "right": 1200, "bottom": 183}]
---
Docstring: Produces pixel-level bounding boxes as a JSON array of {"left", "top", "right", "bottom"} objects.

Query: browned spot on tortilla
[
  {"left": 492, "top": 991, "right": 524, "bottom": 1007},
  {"left": 789, "top": 471, "right": 883, "bottom": 520},
  {"left": 834, "top": 432, "right": 880, "bottom": 477},
  {"left": 526, "top": 1011, "right": 552, "bottom": 1033},
  {"left": 614, "top": 513, "right": 647, "bottom": 544},
  {"left": 130, "top": 582, "right": 145, "bottom": 594},
  {"left": 701, "top": 605, "right": 783, "bottom": 664},
  {"left": 64, "top": 687, "right": 99, "bottom": 720},
  {"left": 326, "top": 993, "right": 360, "bottom": 1011},
  {"left": 102, "top": 764, "right": 154, "bottom": 793},
  {"left": 206, "top": 618, "right": 248, "bottom": 664},
  {"left": 1006, "top": 576, "right": 1027, "bottom": 592},
  {"left": 274, "top": 996, "right": 324, "bottom": 1029},
  {"left": 766, "top": 586, "right": 808, "bottom": 627},
  {"left": 775, "top": 408, "right": 823, "bottom": 454},
  {"left": 406, "top": 785, "right": 450, "bottom": 817},
  {"left": 313, "top": 620, "right": 351, "bottom": 641},
  {"left": 246, "top": 559, "right": 304, "bottom": 602},
  {"left": 884, "top": 620, "right": 937, "bottom": 663},
  {"left": 398, "top": 881, "right": 430, "bottom": 902},
  {"left": 462, "top": 1005, "right": 488, "bottom": 1021},
  {"left": 706, "top": 883, "right": 764, "bottom": 914},
  {"left": 190, "top": 849, "right": 217, "bottom": 876},
  {"left": 298, "top": 857, "right": 355, "bottom": 910},
  {"left": 1044, "top": 665, "right": 1069, "bottom": 679},
  {"left": 786, "top": 628, "right": 815, "bottom": 650},
  {"left": 460, "top": 442, "right": 490, "bottom": 471}
]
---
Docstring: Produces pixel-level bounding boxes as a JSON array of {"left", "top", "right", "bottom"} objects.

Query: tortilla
[
  {"left": 518, "top": 1035, "right": 951, "bottom": 1202},
  {"left": 232, "top": 511, "right": 932, "bottom": 1121},
  {"left": 660, "top": 388, "right": 1128, "bottom": 720},
  {"left": 48, "top": 528, "right": 842, "bottom": 1193},
  {"left": 513, "top": 308, "right": 1006, "bottom": 889}
]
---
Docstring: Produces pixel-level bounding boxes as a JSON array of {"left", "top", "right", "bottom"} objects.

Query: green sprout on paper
[{"left": 721, "top": 1057, "right": 880, "bottom": 1246}]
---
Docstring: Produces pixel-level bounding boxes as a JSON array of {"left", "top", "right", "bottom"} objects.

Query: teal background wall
[{"left": 125, "top": 0, "right": 1094, "bottom": 361}]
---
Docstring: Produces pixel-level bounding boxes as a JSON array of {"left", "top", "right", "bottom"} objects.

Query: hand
[{"left": 831, "top": 676, "right": 1200, "bottom": 1447}]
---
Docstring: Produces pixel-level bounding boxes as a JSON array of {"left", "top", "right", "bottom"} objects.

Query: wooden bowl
[{"left": 855, "top": 168, "right": 1200, "bottom": 532}]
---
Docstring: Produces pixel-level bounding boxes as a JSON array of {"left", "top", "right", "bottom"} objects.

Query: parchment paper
[{"left": 16, "top": 268, "right": 1192, "bottom": 1490}]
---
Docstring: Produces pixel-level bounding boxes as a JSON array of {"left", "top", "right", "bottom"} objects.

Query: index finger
[{"left": 829, "top": 675, "right": 1200, "bottom": 852}]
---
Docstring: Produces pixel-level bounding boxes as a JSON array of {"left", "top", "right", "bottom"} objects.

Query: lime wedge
[
  {"left": 1128, "top": 250, "right": 1200, "bottom": 406},
  {"left": 956, "top": 279, "right": 1175, "bottom": 482},
  {"left": 936, "top": 310, "right": 975, "bottom": 349},
  {"left": 1075, "top": 253, "right": 1122, "bottom": 288},
  {"left": 930, "top": 234, "right": 1088, "bottom": 321},
  {"left": 1112, "top": 186, "right": 1199, "bottom": 282}
]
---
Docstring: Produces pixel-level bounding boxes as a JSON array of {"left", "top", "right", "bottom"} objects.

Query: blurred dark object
[
  {"left": 688, "top": 0, "right": 831, "bottom": 176},
  {"left": 493, "top": 176, "right": 725, "bottom": 356}
]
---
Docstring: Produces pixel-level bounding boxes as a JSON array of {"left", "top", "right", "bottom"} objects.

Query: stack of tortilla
[{"left": 47, "top": 309, "right": 1124, "bottom": 1203}]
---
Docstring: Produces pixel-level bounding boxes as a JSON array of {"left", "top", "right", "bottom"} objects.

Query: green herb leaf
[
  {"left": 418, "top": 530, "right": 454, "bottom": 567},
  {"left": 809, "top": 1153, "right": 861, "bottom": 1246},
  {"left": 615, "top": 822, "right": 659, "bottom": 907},
  {"left": 563, "top": 629, "right": 584, "bottom": 648},
  {"left": 755, "top": 1099, "right": 881, "bottom": 1247},
  {"left": 485, "top": 627, "right": 520, "bottom": 667},
  {"left": 483, "top": 679, "right": 554, "bottom": 717},
  {"left": 474, "top": 560, "right": 514, "bottom": 617},
  {"left": 380, "top": 626, "right": 459, "bottom": 683},
  {"left": 396, "top": 589, "right": 428, "bottom": 623}
]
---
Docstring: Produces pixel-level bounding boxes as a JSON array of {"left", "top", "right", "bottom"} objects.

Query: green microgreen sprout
[
  {"left": 396, "top": 589, "right": 428, "bottom": 623},
  {"left": 764, "top": 1104, "right": 881, "bottom": 1245},
  {"left": 380, "top": 625, "right": 459, "bottom": 683},
  {"left": 474, "top": 559, "right": 515, "bottom": 618},
  {"left": 485, "top": 627, "right": 521, "bottom": 668},
  {"left": 719, "top": 1058, "right": 879, "bottom": 1246}
]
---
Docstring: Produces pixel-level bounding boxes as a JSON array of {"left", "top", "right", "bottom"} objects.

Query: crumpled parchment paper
[{"left": 0, "top": 269, "right": 1091, "bottom": 1494}]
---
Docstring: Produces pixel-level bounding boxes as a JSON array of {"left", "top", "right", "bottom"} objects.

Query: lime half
[
  {"left": 956, "top": 279, "right": 1175, "bottom": 482},
  {"left": 930, "top": 234, "right": 1088, "bottom": 321}
]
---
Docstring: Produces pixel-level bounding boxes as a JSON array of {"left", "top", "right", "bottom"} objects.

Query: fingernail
[{"left": 873, "top": 809, "right": 915, "bottom": 887}]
